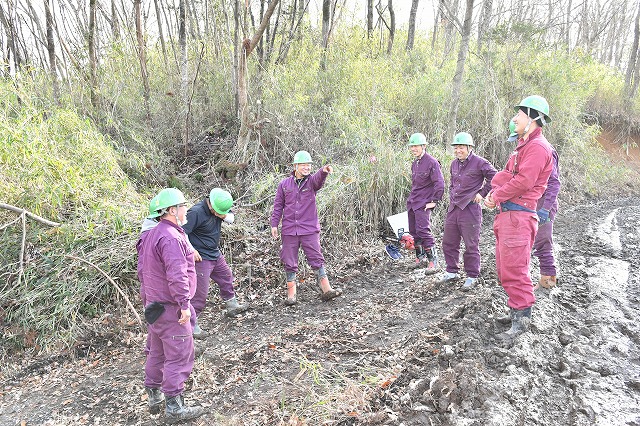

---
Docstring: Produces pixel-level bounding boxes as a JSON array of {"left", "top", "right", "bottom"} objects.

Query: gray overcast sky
[{"left": 306, "top": 0, "right": 437, "bottom": 32}]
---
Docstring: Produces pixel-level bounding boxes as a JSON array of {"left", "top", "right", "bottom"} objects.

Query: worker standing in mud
[
  {"left": 438, "top": 132, "right": 496, "bottom": 290},
  {"left": 506, "top": 121, "right": 561, "bottom": 289},
  {"left": 139, "top": 188, "right": 204, "bottom": 422},
  {"left": 484, "top": 96, "right": 553, "bottom": 344},
  {"left": 182, "top": 187, "right": 248, "bottom": 338},
  {"left": 407, "top": 133, "right": 445, "bottom": 274},
  {"left": 270, "top": 150, "right": 342, "bottom": 305}
]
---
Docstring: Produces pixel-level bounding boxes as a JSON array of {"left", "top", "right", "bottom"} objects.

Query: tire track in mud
[{"left": 375, "top": 199, "right": 640, "bottom": 426}]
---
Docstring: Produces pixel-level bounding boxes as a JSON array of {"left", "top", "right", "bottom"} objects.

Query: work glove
[{"left": 537, "top": 208, "right": 550, "bottom": 224}]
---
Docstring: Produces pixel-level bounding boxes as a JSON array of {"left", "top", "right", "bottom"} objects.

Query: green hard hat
[
  {"left": 515, "top": 95, "right": 551, "bottom": 124},
  {"left": 151, "top": 188, "right": 186, "bottom": 212},
  {"left": 452, "top": 132, "right": 474, "bottom": 147},
  {"left": 293, "top": 150, "right": 312, "bottom": 164},
  {"left": 507, "top": 121, "right": 518, "bottom": 142},
  {"left": 408, "top": 133, "right": 427, "bottom": 146},
  {"left": 209, "top": 188, "right": 234, "bottom": 215},
  {"left": 147, "top": 195, "right": 162, "bottom": 219}
]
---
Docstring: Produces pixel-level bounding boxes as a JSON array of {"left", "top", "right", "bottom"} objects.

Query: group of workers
[
  {"left": 404, "top": 94, "right": 560, "bottom": 344},
  {"left": 134, "top": 94, "right": 560, "bottom": 422},
  {"left": 135, "top": 150, "right": 341, "bottom": 421}
]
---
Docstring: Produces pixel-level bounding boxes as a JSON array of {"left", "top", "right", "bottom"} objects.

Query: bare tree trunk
[
  {"left": 320, "top": 0, "right": 331, "bottom": 70},
  {"left": 232, "top": 0, "right": 239, "bottom": 114},
  {"left": 237, "top": 0, "right": 280, "bottom": 158},
  {"left": 628, "top": 1, "right": 640, "bottom": 102},
  {"left": 179, "top": 0, "right": 189, "bottom": 155},
  {"left": 406, "top": 0, "right": 418, "bottom": 50},
  {"left": 186, "top": 0, "right": 200, "bottom": 39},
  {"left": 0, "top": 2, "right": 21, "bottom": 73},
  {"left": 88, "top": 0, "right": 98, "bottom": 109},
  {"left": 442, "top": 0, "right": 460, "bottom": 62},
  {"left": 477, "top": 0, "right": 492, "bottom": 53},
  {"left": 367, "top": 0, "right": 373, "bottom": 38},
  {"left": 44, "top": 0, "right": 59, "bottom": 103},
  {"left": 265, "top": 0, "right": 283, "bottom": 64},
  {"left": 110, "top": 0, "right": 120, "bottom": 40},
  {"left": 322, "top": 0, "right": 331, "bottom": 49},
  {"left": 625, "top": 0, "right": 640, "bottom": 101},
  {"left": 153, "top": 0, "right": 168, "bottom": 68},
  {"left": 615, "top": 2, "right": 628, "bottom": 68},
  {"left": 431, "top": 0, "right": 443, "bottom": 51},
  {"left": 24, "top": 0, "right": 46, "bottom": 67},
  {"left": 258, "top": 0, "right": 265, "bottom": 65},
  {"left": 387, "top": 0, "right": 394, "bottom": 54},
  {"left": 134, "top": 0, "right": 151, "bottom": 125},
  {"left": 276, "top": 0, "right": 310, "bottom": 64},
  {"left": 446, "top": 0, "right": 474, "bottom": 145},
  {"left": 564, "top": 0, "right": 572, "bottom": 50}
]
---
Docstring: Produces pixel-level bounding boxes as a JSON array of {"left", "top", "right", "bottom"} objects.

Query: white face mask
[{"left": 171, "top": 205, "right": 188, "bottom": 226}]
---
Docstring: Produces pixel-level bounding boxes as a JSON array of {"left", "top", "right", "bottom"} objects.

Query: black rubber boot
[
  {"left": 424, "top": 246, "right": 439, "bottom": 275},
  {"left": 165, "top": 394, "right": 204, "bottom": 424},
  {"left": 497, "top": 307, "right": 532, "bottom": 344},
  {"left": 145, "top": 387, "right": 164, "bottom": 415},
  {"left": 413, "top": 245, "right": 426, "bottom": 268}
]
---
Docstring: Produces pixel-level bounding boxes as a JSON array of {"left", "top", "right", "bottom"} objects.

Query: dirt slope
[{"left": 1, "top": 198, "right": 640, "bottom": 426}]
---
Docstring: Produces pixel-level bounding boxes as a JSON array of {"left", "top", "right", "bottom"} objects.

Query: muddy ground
[{"left": 1, "top": 197, "right": 640, "bottom": 426}]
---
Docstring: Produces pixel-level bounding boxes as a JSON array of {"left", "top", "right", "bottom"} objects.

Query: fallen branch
[
  {"left": 65, "top": 255, "right": 144, "bottom": 329},
  {"left": 0, "top": 203, "right": 61, "bottom": 227}
]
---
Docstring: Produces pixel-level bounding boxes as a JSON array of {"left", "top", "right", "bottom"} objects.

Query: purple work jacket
[
  {"left": 140, "top": 219, "right": 197, "bottom": 311},
  {"left": 407, "top": 153, "right": 445, "bottom": 211},
  {"left": 270, "top": 168, "right": 328, "bottom": 236},
  {"left": 536, "top": 148, "right": 560, "bottom": 219},
  {"left": 448, "top": 152, "right": 497, "bottom": 212}
]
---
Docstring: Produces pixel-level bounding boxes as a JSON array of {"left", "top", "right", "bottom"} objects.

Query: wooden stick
[
  {"left": 0, "top": 203, "right": 60, "bottom": 227},
  {"left": 65, "top": 255, "right": 144, "bottom": 329},
  {"left": 17, "top": 211, "right": 26, "bottom": 287}
]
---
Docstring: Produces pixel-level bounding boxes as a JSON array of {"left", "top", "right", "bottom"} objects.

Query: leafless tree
[
  {"left": 44, "top": 0, "right": 59, "bottom": 103},
  {"left": 367, "top": 0, "right": 373, "bottom": 38},
  {"left": 626, "top": 0, "right": 640, "bottom": 103},
  {"left": 88, "top": 0, "right": 98, "bottom": 108},
  {"left": 134, "top": 0, "right": 151, "bottom": 124},
  {"left": 387, "top": 0, "right": 394, "bottom": 54},
  {"left": 477, "top": 0, "right": 492, "bottom": 53},
  {"left": 447, "top": 0, "right": 474, "bottom": 145},
  {"left": 406, "top": 0, "right": 419, "bottom": 51},
  {"left": 237, "top": 0, "right": 280, "bottom": 158}
]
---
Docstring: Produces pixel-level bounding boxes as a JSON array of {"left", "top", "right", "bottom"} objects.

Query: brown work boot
[
  {"left": 285, "top": 281, "right": 297, "bottom": 306},
  {"left": 537, "top": 275, "right": 557, "bottom": 289}
]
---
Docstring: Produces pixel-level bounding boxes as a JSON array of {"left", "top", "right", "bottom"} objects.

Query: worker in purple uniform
[
  {"left": 140, "top": 188, "right": 203, "bottom": 423},
  {"left": 182, "top": 188, "right": 248, "bottom": 338},
  {"left": 136, "top": 196, "right": 162, "bottom": 413},
  {"left": 270, "top": 150, "right": 342, "bottom": 306},
  {"left": 438, "top": 132, "right": 497, "bottom": 290},
  {"left": 506, "top": 122, "right": 561, "bottom": 289},
  {"left": 407, "top": 133, "right": 445, "bottom": 274}
]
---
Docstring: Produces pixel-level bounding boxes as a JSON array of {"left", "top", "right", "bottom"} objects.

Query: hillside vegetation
[{"left": 1, "top": 29, "right": 638, "bottom": 354}]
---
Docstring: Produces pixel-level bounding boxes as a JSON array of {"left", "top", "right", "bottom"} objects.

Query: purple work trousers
[
  {"left": 442, "top": 204, "right": 482, "bottom": 277},
  {"left": 408, "top": 208, "right": 434, "bottom": 248},
  {"left": 192, "top": 256, "right": 235, "bottom": 316},
  {"left": 533, "top": 221, "right": 556, "bottom": 276},
  {"left": 144, "top": 304, "right": 195, "bottom": 397},
  {"left": 493, "top": 211, "right": 538, "bottom": 310},
  {"left": 280, "top": 233, "right": 325, "bottom": 272}
]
